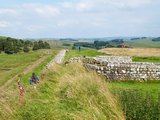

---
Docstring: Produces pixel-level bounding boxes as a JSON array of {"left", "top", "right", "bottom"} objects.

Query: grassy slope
[
  {"left": 125, "top": 39, "right": 160, "bottom": 48},
  {"left": 14, "top": 63, "right": 124, "bottom": 120},
  {"left": 0, "top": 50, "right": 53, "bottom": 86},
  {"left": 108, "top": 81, "right": 160, "bottom": 99},
  {"left": 0, "top": 50, "right": 57, "bottom": 119},
  {"left": 0, "top": 51, "right": 124, "bottom": 120}
]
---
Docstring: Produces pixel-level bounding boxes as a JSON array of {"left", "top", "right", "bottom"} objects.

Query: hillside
[
  {"left": 124, "top": 39, "right": 160, "bottom": 48},
  {"left": 0, "top": 50, "right": 124, "bottom": 120}
]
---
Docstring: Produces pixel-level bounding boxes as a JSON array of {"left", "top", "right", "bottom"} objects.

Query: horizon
[{"left": 0, "top": 0, "right": 160, "bottom": 38}]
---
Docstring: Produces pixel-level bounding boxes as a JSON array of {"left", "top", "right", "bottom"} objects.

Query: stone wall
[{"left": 69, "top": 56, "right": 160, "bottom": 81}]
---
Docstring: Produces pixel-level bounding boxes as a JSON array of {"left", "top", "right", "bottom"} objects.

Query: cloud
[
  {"left": 0, "top": 21, "right": 10, "bottom": 28},
  {"left": 0, "top": 8, "right": 17, "bottom": 15},
  {"left": 22, "top": 4, "right": 60, "bottom": 17},
  {"left": 61, "top": 1, "right": 93, "bottom": 12},
  {"left": 35, "top": 6, "right": 60, "bottom": 16},
  {"left": 0, "top": 0, "right": 159, "bottom": 38}
]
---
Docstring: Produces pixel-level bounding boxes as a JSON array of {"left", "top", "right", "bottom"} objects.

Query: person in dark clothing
[{"left": 30, "top": 73, "right": 39, "bottom": 85}]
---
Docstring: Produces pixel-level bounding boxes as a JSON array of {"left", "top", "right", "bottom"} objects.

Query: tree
[
  {"left": 44, "top": 42, "right": 50, "bottom": 49},
  {"left": 23, "top": 46, "right": 30, "bottom": 53},
  {"left": 32, "top": 42, "right": 39, "bottom": 51}
]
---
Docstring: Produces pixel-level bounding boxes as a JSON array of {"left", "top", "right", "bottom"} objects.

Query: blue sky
[{"left": 0, "top": 0, "right": 159, "bottom": 38}]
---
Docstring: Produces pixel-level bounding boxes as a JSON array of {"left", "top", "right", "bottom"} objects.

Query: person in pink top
[
  {"left": 18, "top": 79, "right": 25, "bottom": 96},
  {"left": 18, "top": 79, "right": 25, "bottom": 104}
]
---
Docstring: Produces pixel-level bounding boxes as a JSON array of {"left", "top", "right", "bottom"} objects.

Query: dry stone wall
[{"left": 69, "top": 56, "right": 160, "bottom": 81}]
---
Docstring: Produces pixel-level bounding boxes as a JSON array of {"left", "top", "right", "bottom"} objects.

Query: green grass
[
  {"left": 125, "top": 39, "right": 160, "bottom": 48},
  {"left": 65, "top": 49, "right": 106, "bottom": 60},
  {"left": 108, "top": 81, "right": 160, "bottom": 119},
  {"left": 0, "top": 50, "right": 53, "bottom": 86},
  {"left": 133, "top": 57, "right": 160, "bottom": 63},
  {"left": 2, "top": 63, "right": 124, "bottom": 120},
  {"left": 108, "top": 81, "right": 160, "bottom": 99},
  {"left": 20, "top": 50, "right": 57, "bottom": 87}
]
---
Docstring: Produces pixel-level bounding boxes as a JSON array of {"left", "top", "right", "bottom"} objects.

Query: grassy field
[
  {"left": 108, "top": 81, "right": 160, "bottom": 99},
  {"left": 0, "top": 50, "right": 55, "bottom": 86},
  {"left": 108, "top": 81, "right": 160, "bottom": 119},
  {"left": 65, "top": 48, "right": 160, "bottom": 119},
  {"left": 99, "top": 48, "right": 160, "bottom": 57},
  {"left": 0, "top": 63, "right": 125, "bottom": 120},
  {"left": 65, "top": 49, "right": 106, "bottom": 60},
  {"left": 124, "top": 39, "right": 160, "bottom": 48}
]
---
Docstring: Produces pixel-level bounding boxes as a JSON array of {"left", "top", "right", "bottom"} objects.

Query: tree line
[
  {"left": 73, "top": 39, "right": 126, "bottom": 49},
  {"left": 152, "top": 37, "right": 160, "bottom": 42},
  {"left": 0, "top": 37, "right": 51, "bottom": 54}
]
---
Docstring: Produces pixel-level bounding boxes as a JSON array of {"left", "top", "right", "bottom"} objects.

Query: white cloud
[
  {"left": 0, "top": 8, "right": 17, "bottom": 15},
  {"left": 22, "top": 4, "right": 60, "bottom": 17},
  {"left": 26, "top": 25, "right": 46, "bottom": 32},
  {"left": 107, "top": 0, "right": 153, "bottom": 8},
  {"left": 0, "top": 0, "right": 159, "bottom": 38},
  {"left": 61, "top": 1, "right": 93, "bottom": 12},
  {"left": 35, "top": 6, "right": 60, "bottom": 16},
  {"left": 0, "top": 21, "right": 10, "bottom": 28}
]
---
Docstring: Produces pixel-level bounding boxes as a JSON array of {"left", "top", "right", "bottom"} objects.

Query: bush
[{"left": 23, "top": 46, "right": 30, "bottom": 53}]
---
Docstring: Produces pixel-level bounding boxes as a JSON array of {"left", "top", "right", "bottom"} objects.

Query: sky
[{"left": 0, "top": 0, "right": 159, "bottom": 38}]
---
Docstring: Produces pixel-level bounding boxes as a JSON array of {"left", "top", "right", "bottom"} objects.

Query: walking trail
[
  {"left": 46, "top": 49, "right": 66, "bottom": 69},
  {"left": 0, "top": 56, "right": 48, "bottom": 90},
  {"left": 0, "top": 49, "right": 66, "bottom": 91}
]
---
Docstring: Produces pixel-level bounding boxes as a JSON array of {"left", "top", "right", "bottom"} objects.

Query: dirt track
[{"left": 0, "top": 56, "right": 48, "bottom": 90}]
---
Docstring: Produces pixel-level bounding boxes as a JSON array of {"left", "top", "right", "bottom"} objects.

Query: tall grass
[
  {"left": 14, "top": 63, "right": 124, "bottom": 120},
  {"left": 112, "top": 89, "right": 160, "bottom": 120}
]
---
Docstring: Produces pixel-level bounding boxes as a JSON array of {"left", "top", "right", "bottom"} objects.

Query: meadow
[
  {"left": 1, "top": 47, "right": 160, "bottom": 120},
  {"left": 65, "top": 49, "right": 160, "bottom": 119},
  {"left": 65, "top": 49, "right": 106, "bottom": 60},
  {"left": 99, "top": 48, "right": 160, "bottom": 57},
  {"left": 0, "top": 50, "right": 53, "bottom": 86},
  {"left": 0, "top": 62, "right": 125, "bottom": 120},
  {"left": 124, "top": 39, "right": 160, "bottom": 48}
]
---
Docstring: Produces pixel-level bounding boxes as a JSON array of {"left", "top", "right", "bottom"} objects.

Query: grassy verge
[
  {"left": 0, "top": 49, "right": 57, "bottom": 119},
  {"left": 133, "top": 57, "right": 160, "bottom": 63},
  {"left": 0, "top": 50, "right": 51, "bottom": 86},
  {"left": 108, "top": 81, "right": 160, "bottom": 119},
  {"left": 65, "top": 49, "right": 107, "bottom": 60},
  {"left": 12, "top": 63, "right": 124, "bottom": 120}
]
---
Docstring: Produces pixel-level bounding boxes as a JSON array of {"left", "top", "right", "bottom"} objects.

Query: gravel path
[{"left": 46, "top": 50, "right": 66, "bottom": 69}]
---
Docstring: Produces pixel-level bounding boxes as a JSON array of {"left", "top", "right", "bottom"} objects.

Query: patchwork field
[
  {"left": 124, "top": 39, "right": 160, "bottom": 48},
  {"left": 99, "top": 48, "right": 160, "bottom": 57}
]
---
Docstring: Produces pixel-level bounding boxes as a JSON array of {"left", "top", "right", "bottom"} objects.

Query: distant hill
[
  {"left": 152, "top": 37, "right": 160, "bottom": 42},
  {"left": 124, "top": 38, "right": 160, "bottom": 48}
]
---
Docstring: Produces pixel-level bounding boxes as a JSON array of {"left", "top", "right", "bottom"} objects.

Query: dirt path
[
  {"left": 46, "top": 50, "right": 66, "bottom": 69},
  {"left": 0, "top": 49, "right": 66, "bottom": 91},
  {"left": 0, "top": 56, "right": 48, "bottom": 90}
]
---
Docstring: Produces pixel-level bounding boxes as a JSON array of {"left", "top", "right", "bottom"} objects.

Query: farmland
[
  {"left": 99, "top": 48, "right": 160, "bottom": 57},
  {"left": 1, "top": 44, "right": 160, "bottom": 119},
  {"left": 0, "top": 50, "right": 50, "bottom": 86},
  {"left": 65, "top": 49, "right": 160, "bottom": 119},
  {"left": 0, "top": 50, "right": 125, "bottom": 120},
  {"left": 124, "top": 39, "right": 160, "bottom": 48}
]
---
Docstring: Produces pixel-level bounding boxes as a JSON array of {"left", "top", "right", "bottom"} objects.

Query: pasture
[
  {"left": 99, "top": 48, "right": 160, "bottom": 57},
  {"left": 0, "top": 50, "right": 55, "bottom": 86},
  {"left": 124, "top": 39, "right": 160, "bottom": 48},
  {"left": 66, "top": 49, "right": 160, "bottom": 119}
]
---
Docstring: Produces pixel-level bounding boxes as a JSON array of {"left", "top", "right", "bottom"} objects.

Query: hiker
[
  {"left": 18, "top": 79, "right": 25, "bottom": 96},
  {"left": 30, "top": 73, "right": 39, "bottom": 85}
]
